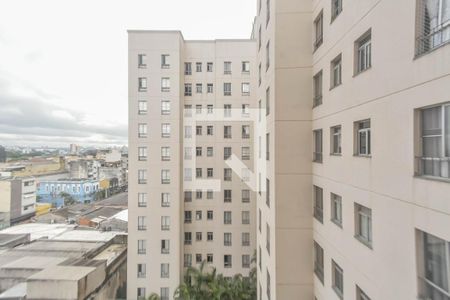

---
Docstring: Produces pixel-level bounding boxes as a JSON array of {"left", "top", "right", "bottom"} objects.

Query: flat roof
[
  {"left": 0, "top": 224, "right": 75, "bottom": 241},
  {"left": 28, "top": 265, "right": 95, "bottom": 281}
]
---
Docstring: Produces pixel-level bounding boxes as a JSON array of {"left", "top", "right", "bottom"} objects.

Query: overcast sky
[{"left": 0, "top": 0, "right": 256, "bottom": 148}]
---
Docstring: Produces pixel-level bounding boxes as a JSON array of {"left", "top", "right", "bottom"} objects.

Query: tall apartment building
[
  {"left": 128, "top": 33, "right": 257, "bottom": 299},
  {"left": 129, "top": 0, "right": 450, "bottom": 299}
]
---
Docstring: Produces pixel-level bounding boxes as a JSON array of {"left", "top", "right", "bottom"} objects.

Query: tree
[{"left": 147, "top": 293, "right": 160, "bottom": 300}]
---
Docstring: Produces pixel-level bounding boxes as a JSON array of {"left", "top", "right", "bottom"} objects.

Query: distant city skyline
[{"left": 0, "top": 0, "right": 255, "bottom": 146}]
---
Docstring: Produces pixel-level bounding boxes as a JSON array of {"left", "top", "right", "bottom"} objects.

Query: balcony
[
  {"left": 415, "top": 157, "right": 450, "bottom": 180},
  {"left": 416, "top": 23, "right": 450, "bottom": 57}
]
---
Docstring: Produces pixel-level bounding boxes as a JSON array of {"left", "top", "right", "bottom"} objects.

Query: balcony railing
[
  {"left": 416, "top": 23, "right": 450, "bottom": 57},
  {"left": 415, "top": 156, "right": 450, "bottom": 179}
]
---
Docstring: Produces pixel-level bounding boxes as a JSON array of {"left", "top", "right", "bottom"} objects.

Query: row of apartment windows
[
  {"left": 313, "top": 29, "right": 372, "bottom": 107},
  {"left": 184, "top": 189, "right": 251, "bottom": 202},
  {"left": 137, "top": 54, "right": 170, "bottom": 69},
  {"left": 184, "top": 82, "right": 251, "bottom": 96},
  {"left": 313, "top": 185, "right": 372, "bottom": 248},
  {"left": 183, "top": 167, "right": 251, "bottom": 182},
  {"left": 137, "top": 263, "right": 170, "bottom": 279},
  {"left": 138, "top": 146, "right": 252, "bottom": 162},
  {"left": 137, "top": 215, "right": 171, "bottom": 231},
  {"left": 314, "top": 240, "right": 370, "bottom": 300},
  {"left": 184, "top": 61, "right": 250, "bottom": 75},
  {"left": 313, "top": 119, "right": 371, "bottom": 162},
  {"left": 184, "top": 210, "right": 250, "bottom": 225},
  {"left": 137, "top": 287, "right": 169, "bottom": 300},
  {"left": 137, "top": 192, "right": 170, "bottom": 208},
  {"left": 182, "top": 231, "right": 251, "bottom": 246},
  {"left": 183, "top": 104, "right": 251, "bottom": 117},
  {"left": 137, "top": 123, "right": 252, "bottom": 139},
  {"left": 184, "top": 253, "right": 252, "bottom": 268}
]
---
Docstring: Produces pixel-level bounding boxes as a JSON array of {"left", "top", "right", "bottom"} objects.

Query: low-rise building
[
  {"left": 0, "top": 177, "right": 36, "bottom": 228},
  {"left": 36, "top": 178, "right": 99, "bottom": 208},
  {"left": 68, "top": 159, "right": 101, "bottom": 180}
]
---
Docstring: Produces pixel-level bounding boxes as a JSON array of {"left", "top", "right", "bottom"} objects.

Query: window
[
  {"left": 259, "top": 246, "right": 262, "bottom": 270},
  {"left": 224, "top": 61, "right": 232, "bottom": 74},
  {"left": 313, "top": 71, "right": 323, "bottom": 107},
  {"left": 196, "top": 232, "right": 202, "bottom": 241},
  {"left": 355, "top": 30, "right": 372, "bottom": 74},
  {"left": 242, "top": 189, "right": 250, "bottom": 203},
  {"left": 184, "top": 191, "right": 192, "bottom": 202},
  {"left": 207, "top": 254, "right": 213, "bottom": 263},
  {"left": 207, "top": 105, "right": 213, "bottom": 114},
  {"left": 184, "top": 147, "right": 192, "bottom": 160},
  {"left": 161, "top": 100, "right": 170, "bottom": 115},
  {"left": 356, "top": 286, "right": 371, "bottom": 300},
  {"left": 259, "top": 63, "right": 262, "bottom": 86},
  {"left": 196, "top": 62, "right": 202, "bottom": 72},
  {"left": 207, "top": 168, "right": 213, "bottom": 178},
  {"left": 242, "top": 61, "right": 250, "bottom": 73},
  {"left": 313, "top": 129, "right": 323, "bottom": 163},
  {"left": 138, "top": 54, "right": 146, "bottom": 68},
  {"left": 314, "top": 241, "right": 324, "bottom": 283},
  {"left": 161, "top": 193, "right": 170, "bottom": 207},
  {"left": 224, "top": 189, "right": 232, "bottom": 203},
  {"left": 196, "top": 190, "right": 203, "bottom": 199},
  {"left": 196, "top": 126, "right": 202, "bottom": 136},
  {"left": 184, "top": 168, "right": 192, "bottom": 181},
  {"left": 161, "top": 216, "right": 170, "bottom": 230},
  {"left": 161, "top": 169, "right": 170, "bottom": 184},
  {"left": 224, "top": 168, "right": 232, "bottom": 181},
  {"left": 266, "top": 269, "right": 271, "bottom": 300},
  {"left": 331, "top": 54, "right": 342, "bottom": 88},
  {"left": 138, "top": 77, "right": 147, "bottom": 92},
  {"left": 207, "top": 232, "right": 214, "bottom": 241},
  {"left": 224, "top": 232, "right": 232, "bottom": 246},
  {"left": 138, "top": 193, "right": 147, "bottom": 207},
  {"left": 184, "top": 211, "right": 192, "bottom": 224},
  {"left": 161, "top": 77, "right": 170, "bottom": 92},
  {"left": 184, "top": 232, "right": 192, "bottom": 245},
  {"left": 242, "top": 147, "right": 250, "bottom": 160},
  {"left": 314, "top": 11, "right": 324, "bottom": 50},
  {"left": 242, "top": 232, "right": 250, "bottom": 246},
  {"left": 417, "top": 229, "right": 450, "bottom": 300},
  {"left": 161, "top": 147, "right": 170, "bottom": 161},
  {"left": 196, "top": 168, "right": 202, "bottom": 178},
  {"left": 332, "top": 260, "right": 344, "bottom": 299},
  {"left": 355, "top": 203, "right": 372, "bottom": 247},
  {"left": 224, "top": 211, "right": 232, "bottom": 224},
  {"left": 184, "top": 83, "right": 192, "bottom": 96},
  {"left": 242, "top": 83, "right": 250, "bottom": 95},
  {"left": 417, "top": 104, "right": 450, "bottom": 178},
  {"left": 138, "top": 100, "right": 147, "bottom": 115},
  {"left": 242, "top": 255, "right": 251, "bottom": 268},
  {"left": 331, "top": 126, "right": 342, "bottom": 155},
  {"left": 137, "top": 287, "right": 146, "bottom": 300},
  {"left": 266, "top": 223, "right": 270, "bottom": 254},
  {"left": 224, "top": 83, "right": 232, "bottom": 96},
  {"left": 224, "top": 126, "right": 232, "bottom": 138},
  {"left": 161, "top": 288, "right": 170, "bottom": 300},
  {"left": 207, "top": 83, "right": 213, "bottom": 93},
  {"left": 355, "top": 119, "right": 371, "bottom": 156},
  {"left": 242, "top": 125, "right": 251, "bottom": 139},
  {"left": 185, "top": 62, "right": 192, "bottom": 75},
  {"left": 138, "top": 240, "right": 146, "bottom": 254},
  {"left": 313, "top": 186, "right": 324, "bottom": 223},
  {"left": 224, "top": 255, "right": 232, "bottom": 268},
  {"left": 207, "top": 62, "right": 213, "bottom": 72},
  {"left": 161, "top": 54, "right": 170, "bottom": 68},
  {"left": 184, "top": 254, "right": 192, "bottom": 267},
  {"left": 161, "top": 263, "right": 169, "bottom": 278},
  {"left": 161, "top": 240, "right": 170, "bottom": 254},
  {"left": 415, "top": 0, "right": 450, "bottom": 56},
  {"left": 196, "top": 254, "right": 202, "bottom": 263},
  {"left": 137, "top": 263, "right": 146, "bottom": 278},
  {"left": 161, "top": 123, "right": 171, "bottom": 138},
  {"left": 331, "top": 193, "right": 343, "bottom": 227},
  {"left": 138, "top": 169, "right": 147, "bottom": 184},
  {"left": 266, "top": 133, "right": 270, "bottom": 160},
  {"left": 207, "top": 125, "right": 214, "bottom": 136},
  {"left": 207, "top": 190, "right": 213, "bottom": 199},
  {"left": 242, "top": 211, "right": 250, "bottom": 224},
  {"left": 331, "top": 0, "right": 343, "bottom": 21},
  {"left": 266, "top": 178, "right": 270, "bottom": 207},
  {"left": 258, "top": 26, "right": 262, "bottom": 50},
  {"left": 196, "top": 83, "right": 203, "bottom": 94},
  {"left": 266, "top": 0, "right": 270, "bottom": 25},
  {"left": 207, "top": 210, "right": 213, "bottom": 220},
  {"left": 138, "top": 216, "right": 146, "bottom": 230},
  {"left": 207, "top": 147, "right": 213, "bottom": 157},
  {"left": 224, "top": 104, "right": 232, "bottom": 117},
  {"left": 138, "top": 123, "right": 147, "bottom": 138},
  {"left": 138, "top": 147, "right": 147, "bottom": 161},
  {"left": 266, "top": 41, "right": 270, "bottom": 70}
]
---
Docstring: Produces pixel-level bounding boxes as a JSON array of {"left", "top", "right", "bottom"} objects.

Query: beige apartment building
[{"left": 129, "top": 0, "right": 450, "bottom": 299}]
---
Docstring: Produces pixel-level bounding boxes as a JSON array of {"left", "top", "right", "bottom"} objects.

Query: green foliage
[
  {"left": 173, "top": 253, "right": 257, "bottom": 300},
  {"left": 59, "top": 192, "right": 76, "bottom": 206}
]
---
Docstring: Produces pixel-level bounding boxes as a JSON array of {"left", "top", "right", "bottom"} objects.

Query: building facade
[
  {"left": 129, "top": 0, "right": 450, "bottom": 299},
  {"left": 36, "top": 179, "right": 99, "bottom": 207},
  {"left": 0, "top": 177, "right": 36, "bottom": 227}
]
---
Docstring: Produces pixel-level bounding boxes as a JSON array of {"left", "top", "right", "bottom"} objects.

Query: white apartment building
[
  {"left": 129, "top": 0, "right": 450, "bottom": 299},
  {"left": 128, "top": 32, "right": 257, "bottom": 299}
]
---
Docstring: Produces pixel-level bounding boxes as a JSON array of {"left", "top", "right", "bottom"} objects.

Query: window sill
[
  {"left": 353, "top": 66, "right": 372, "bottom": 77},
  {"left": 413, "top": 174, "right": 450, "bottom": 184},
  {"left": 313, "top": 160, "right": 323, "bottom": 164},
  {"left": 414, "top": 39, "right": 450, "bottom": 60},
  {"left": 353, "top": 154, "right": 371, "bottom": 158},
  {"left": 331, "top": 219, "right": 343, "bottom": 228},
  {"left": 329, "top": 83, "right": 342, "bottom": 91},
  {"left": 354, "top": 235, "right": 373, "bottom": 249},
  {"left": 330, "top": 153, "right": 342, "bottom": 156}
]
